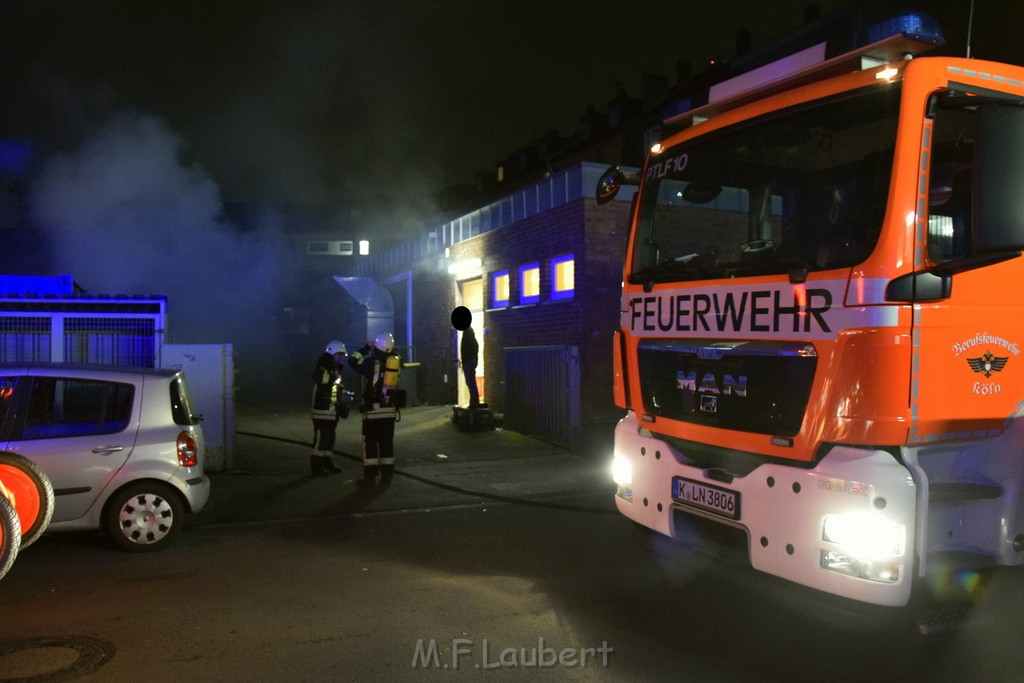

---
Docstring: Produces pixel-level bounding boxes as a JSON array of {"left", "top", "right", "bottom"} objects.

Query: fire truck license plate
[{"left": 673, "top": 477, "right": 740, "bottom": 520}]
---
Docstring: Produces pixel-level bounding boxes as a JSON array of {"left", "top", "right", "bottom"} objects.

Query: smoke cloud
[{"left": 28, "top": 110, "right": 290, "bottom": 349}]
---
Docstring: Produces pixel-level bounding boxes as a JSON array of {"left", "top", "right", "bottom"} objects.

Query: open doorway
[{"left": 457, "top": 278, "right": 484, "bottom": 407}]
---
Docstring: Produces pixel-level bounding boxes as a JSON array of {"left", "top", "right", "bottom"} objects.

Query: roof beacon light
[
  {"left": 855, "top": 12, "right": 944, "bottom": 50},
  {"left": 666, "top": 12, "right": 945, "bottom": 129}
]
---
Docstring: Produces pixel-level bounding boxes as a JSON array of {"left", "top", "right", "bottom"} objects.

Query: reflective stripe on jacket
[{"left": 311, "top": 352, "right": 341, "bottom": 421}]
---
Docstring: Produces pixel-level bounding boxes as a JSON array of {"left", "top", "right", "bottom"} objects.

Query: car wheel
[
  {"left": 0, "top": 492, "right": 21, "bottom": 581},
  {"left": 103, "top": 482, "right": 184, "bottom": 553},
  {"left": 0, "top": 452, "right": 56, "bottom": 549}
]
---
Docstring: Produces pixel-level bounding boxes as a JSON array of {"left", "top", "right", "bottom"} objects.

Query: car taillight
[{"left": 176, "top": 431, "right": 198, "bottom": 467}]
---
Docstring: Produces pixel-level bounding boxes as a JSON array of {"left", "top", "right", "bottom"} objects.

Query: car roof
[{"left": 0, "top": 362, "right": 180, "bottom": 380}]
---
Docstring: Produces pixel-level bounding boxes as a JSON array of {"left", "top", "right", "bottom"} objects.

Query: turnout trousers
[
  {"left": 361, "top": 417, "right": 396, "bottom": 480},
  {"left": 312, "top": 418, "right": 337, "bottom": 455}
]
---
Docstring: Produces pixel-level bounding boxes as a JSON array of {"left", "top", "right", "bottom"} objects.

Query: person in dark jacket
[
  {"left": 310, "top": 340, "right": 348, "bottom": 477},
  {"left": 461, "top": 325, "right": 480, "bottom": 408},
  {"left": 348, "top": 332, "right": 401, "bottom": 487}
]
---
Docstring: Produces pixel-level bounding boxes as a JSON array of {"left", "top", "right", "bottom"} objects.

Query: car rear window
[
  {"left": 21, "top": 377, "right": 134, "bottom": 439},
  {"left": 0, "top": 377, "right": 15, "bottom": 429},
  {"left": 169, "top": 376, "right": 199, "bottom": 426}
]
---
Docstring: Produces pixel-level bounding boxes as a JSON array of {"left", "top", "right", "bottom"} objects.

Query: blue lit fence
[{"left": 0, "top": 299, "right": 166, "bottom": 367}]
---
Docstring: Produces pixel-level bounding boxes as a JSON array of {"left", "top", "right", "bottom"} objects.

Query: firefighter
[
  {"left": 348, "top": 331, "right": 402, "bottom": 487},
  {"left": 310, "top": 340, "right": 349, "bottom": 478}
]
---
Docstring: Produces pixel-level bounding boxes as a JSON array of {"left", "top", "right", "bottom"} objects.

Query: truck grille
[{"left": 637, "top": 339, "right": 817, "bottom": 436}]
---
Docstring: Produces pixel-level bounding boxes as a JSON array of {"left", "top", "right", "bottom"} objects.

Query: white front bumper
[{"left": 613, "top": 413, "right": 917, "bottom": 607}]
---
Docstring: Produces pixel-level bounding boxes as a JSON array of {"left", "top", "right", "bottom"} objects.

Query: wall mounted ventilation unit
[{"left": 307, "top": 240, "right": 354, "bottom": 256}]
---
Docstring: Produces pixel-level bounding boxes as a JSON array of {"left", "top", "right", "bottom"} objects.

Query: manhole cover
[{"left": 0, "top": 637, "right": 113, "bottom": 682}]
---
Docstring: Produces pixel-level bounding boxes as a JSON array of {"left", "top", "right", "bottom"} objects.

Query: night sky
[{"left": 2, "top": 1, "right": 856, "bottom": 204}]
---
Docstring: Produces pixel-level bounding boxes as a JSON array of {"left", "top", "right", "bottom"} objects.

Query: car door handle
[{"left": 92, "top": 445, "right": 124, "bottom": 454}]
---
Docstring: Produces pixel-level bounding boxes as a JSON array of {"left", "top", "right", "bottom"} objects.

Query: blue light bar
[{"left": 855, "top": 12, "right": 944, "bottom": 49}]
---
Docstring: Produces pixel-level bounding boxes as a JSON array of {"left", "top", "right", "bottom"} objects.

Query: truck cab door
[{"left": 910, "top": 96, "right": 1024, "bottom": 441}]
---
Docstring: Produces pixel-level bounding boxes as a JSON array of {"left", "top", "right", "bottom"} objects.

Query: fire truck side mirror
[
  {"left": 595, "top": 165, "right": 639, "bottom": 205},
  {"left": 974, "top": 101, "right": 1024, "bottom": 254}
]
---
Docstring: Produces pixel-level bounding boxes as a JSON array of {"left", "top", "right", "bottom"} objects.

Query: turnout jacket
[{"left": 311, "top": 352, "right": 343, "bottom": 421}]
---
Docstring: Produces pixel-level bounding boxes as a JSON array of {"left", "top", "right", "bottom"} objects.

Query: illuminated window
[
  {"left": 519, "top": 263, "right": 540, "bottom": 304},
  {"left": 492, "top": 270, "right": 510, "bottom": 307},
  {"left": 551, "top": 254, "right": 575, "bottom": 300}
]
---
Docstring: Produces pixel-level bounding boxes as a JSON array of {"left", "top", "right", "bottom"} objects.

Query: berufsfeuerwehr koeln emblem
[{"left": 966, "top": 352, "right": 1009, "bottom": 378}]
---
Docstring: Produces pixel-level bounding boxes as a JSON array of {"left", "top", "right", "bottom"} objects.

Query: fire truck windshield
[{"left": 630, "top": 85, "right": 901, "bottom": 285}]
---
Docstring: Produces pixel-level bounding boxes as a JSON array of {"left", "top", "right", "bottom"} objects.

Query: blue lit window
[
  {"left": 519, "top": 263, "right": 540, "bottom": 305},
  {"left": 550, "top": 254, "right": 575, "bottom": 300},
  {"left": 492, "top": 270, "right": 510, "bottom": 307}
]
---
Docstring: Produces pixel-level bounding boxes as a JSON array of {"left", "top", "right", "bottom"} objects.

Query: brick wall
[
  {"left": 580, "top": 200, "right": 632, "bottom": 425},
  {"left": 399, "top": 197, "right": 632, "bottom": 434},
  {"left": 408, "top": 262, "right": 459, "bottom": 405}
]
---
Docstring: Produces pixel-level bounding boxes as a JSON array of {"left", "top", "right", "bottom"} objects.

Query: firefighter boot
[
  {"left": 310, "top": 455, "right": 329, "bottom": 478},
  {"left": 356, "top": 465, "right": 378, "bottom": 487},
  {"left": 322, "top": 455, "right": 342, "bottom": 474}
]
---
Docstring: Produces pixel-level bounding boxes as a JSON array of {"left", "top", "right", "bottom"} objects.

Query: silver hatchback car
[{"left": 0, "top": 363, "right": 210, "bottom": 551}]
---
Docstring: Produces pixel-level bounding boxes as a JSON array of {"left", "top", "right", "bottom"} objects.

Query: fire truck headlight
[
  {"left": 822, "top": 512, "right": 904, "bottom": 560},
  {"left": 821, "top": 512, "right": 905, "bottom": 584},
  {"left": 611, "top": 454, "right": 632, "bottom": 486}
]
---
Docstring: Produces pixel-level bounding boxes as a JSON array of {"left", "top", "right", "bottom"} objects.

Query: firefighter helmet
[
  {"left": 325, "top": 340, "right": 347, "bottom": 356},
  {"left": 373, "top": 332, "right": 395, "bottom": 354}
]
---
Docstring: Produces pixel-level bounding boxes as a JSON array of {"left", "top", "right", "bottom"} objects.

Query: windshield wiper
[
  {"left": 781, "top": 256, "right": 813, "bottom": 283},
  {"left": 632, "top": 257, "right": 709, "bottom": 292}
]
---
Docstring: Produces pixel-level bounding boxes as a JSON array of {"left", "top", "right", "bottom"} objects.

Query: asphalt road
[
  {"left": 3, "top": 497, "right": 1024, "bottom": 681},
  {"left": 1, "top": 408, "right": 1023, "bottom": 681}
]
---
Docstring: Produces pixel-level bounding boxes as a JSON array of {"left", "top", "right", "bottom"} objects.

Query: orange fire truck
[{"left": 599, "top": 13, "right": 1024, "bottom": 612}]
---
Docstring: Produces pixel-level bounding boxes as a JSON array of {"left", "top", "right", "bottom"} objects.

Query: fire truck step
[
  {"left": 929, "top": 482, "right": 1003, "bottom": 503},
  {"left": 926, "top": 550, "right": 999, "bottom": 571},
  {"left": 915, "top": 604, "right": 991, "bottom": 637}
]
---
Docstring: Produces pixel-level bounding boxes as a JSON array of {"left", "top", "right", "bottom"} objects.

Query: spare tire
[
  {"left": 0, "top": 489, "right": 21, "bottom": 581},
  {"left": 0, "top": 452, "right": 56, "bottom": 549}
]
